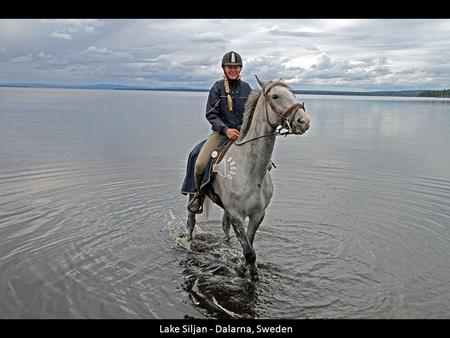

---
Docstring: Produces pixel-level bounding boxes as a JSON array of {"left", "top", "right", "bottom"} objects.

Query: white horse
[{"left": 187, "top": 76, "right": 311, "bottom": 281}]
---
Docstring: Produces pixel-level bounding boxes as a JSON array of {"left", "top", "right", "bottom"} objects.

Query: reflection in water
[
  {"left": 180, "top": 252, "right": 258, "bottom": 318},
  {"left": 168, "top": 217, "right": 259, "bottom": 319}
]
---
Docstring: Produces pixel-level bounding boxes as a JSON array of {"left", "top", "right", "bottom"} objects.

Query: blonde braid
[{"left": 223, "top": 75, "right": 233, "bottom": 111}]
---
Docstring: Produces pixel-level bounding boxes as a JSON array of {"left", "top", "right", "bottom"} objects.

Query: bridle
[
  {"left": 235, "top": 81, "right": 305, "bottom": 146},
  {"left": 263, "top": 81, "right": 305, "bottom": 133}
]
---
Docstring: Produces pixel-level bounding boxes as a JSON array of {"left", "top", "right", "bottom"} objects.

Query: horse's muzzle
[{"left": 293, "top": 115, "right": 311, "bottom": 135}]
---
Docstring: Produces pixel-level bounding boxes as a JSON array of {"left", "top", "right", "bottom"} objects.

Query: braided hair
[{"left": 223, "top": 74, "right": 240, "bottom": 111}]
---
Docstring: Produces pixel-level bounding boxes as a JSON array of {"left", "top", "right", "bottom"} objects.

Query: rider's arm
[{"left": 205, "top": 82, "right": 228, "bottom": 135}]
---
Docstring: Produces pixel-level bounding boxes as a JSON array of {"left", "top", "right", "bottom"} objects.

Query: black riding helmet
[{"left": 221, "top": 51, "right": 243, "bottom": 68}]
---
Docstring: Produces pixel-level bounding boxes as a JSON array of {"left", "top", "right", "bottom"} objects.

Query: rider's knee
[{"left": 194, "top": 160, "right": 206, "bottom": 177}]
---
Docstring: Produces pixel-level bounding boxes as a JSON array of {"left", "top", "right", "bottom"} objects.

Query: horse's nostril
[{"left": 298, "top": 118, "right": 304, "bottom": 124}]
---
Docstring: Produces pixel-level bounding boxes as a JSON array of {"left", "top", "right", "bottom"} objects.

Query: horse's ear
[{"left": 255, "top": 75, "right": 269, "bottom": 89}]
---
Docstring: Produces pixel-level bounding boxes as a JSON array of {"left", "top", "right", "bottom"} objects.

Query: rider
[{"left": 187, "top": 51, "right": 252, "bottom": 214}]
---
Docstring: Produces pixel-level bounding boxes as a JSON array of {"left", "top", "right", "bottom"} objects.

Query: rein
[{"left": 235, "top": 82, "right": 305, "bottom": 146}]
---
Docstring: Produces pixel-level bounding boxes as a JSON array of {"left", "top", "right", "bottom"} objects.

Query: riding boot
[{"left": 187, "top": 173, "right": 205, "bottom": 214}]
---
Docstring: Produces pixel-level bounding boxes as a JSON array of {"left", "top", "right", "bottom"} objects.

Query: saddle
[{"left": 211, "top": 139, "right": 234, "bottom": 174}]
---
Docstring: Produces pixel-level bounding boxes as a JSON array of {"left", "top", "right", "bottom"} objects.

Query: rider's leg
[{"left": 188, "top": 131, "right": 226, "bottom": 213}]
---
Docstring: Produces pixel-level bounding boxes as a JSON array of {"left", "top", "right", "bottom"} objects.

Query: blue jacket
[{"left": 205, "top": 78, "right": 252, "bottom": 135}]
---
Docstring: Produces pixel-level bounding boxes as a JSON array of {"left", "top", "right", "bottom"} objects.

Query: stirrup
[{"left": 187, "top": 195, "right": 204, "bottom": 214}]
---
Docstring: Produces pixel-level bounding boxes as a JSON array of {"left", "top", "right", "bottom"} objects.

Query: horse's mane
[{"left": 239, "top": 88, "right": 262, "bottom": 141}]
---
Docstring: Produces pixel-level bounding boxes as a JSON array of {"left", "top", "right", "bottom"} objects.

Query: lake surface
[{"left": 0, "top": 87, "right": 449, "bottom": 318}]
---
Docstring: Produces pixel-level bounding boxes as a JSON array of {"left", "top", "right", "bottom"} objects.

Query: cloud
[
  {"left": 51, "top": 31, "right": 73, "bottom": 40},
  {"left": 38, "top": 51, "right": 52, "bottom": 58},
  {"left": 191, "top": 32, "right": 228, "bottom": 43},
  {"left": 85, "top": 46, "right": 113, "bottom": 54},
  {"left": 84, "top": 26, "right": 96, "bottom": 33},
  {"left": 268, "top": 28, "right": 321, "bottom": 37},
  {"left": 11, "top": 54, "right": 33, "bottom": 63},
  {"left": 2, "top": 19, "right": 450, "bottom": 90},
  {"left": 40, "top": 19, "right": 104, "bottom": 28},
  {"left": 42, "top": 19, "right": 105, "bottom": 40}
]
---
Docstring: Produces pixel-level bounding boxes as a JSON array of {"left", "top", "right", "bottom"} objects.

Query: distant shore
[{"left": 1, "top": 83, "right": 449, "bottom": 98}]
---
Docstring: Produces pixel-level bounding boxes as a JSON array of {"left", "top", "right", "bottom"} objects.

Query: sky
[{"left": 1, "top": 19, "right": 450, "bottom": 91}]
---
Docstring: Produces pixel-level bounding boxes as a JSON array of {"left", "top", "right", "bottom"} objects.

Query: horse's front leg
[
  {"left": 230, "top": 213, "right": 259, "bottom": 281},
  {"left": 247, "top": 210, "right": 265, "bottom": 246}
]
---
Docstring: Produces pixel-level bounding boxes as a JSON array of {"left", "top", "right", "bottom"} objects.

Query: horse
[{"left": 186, "top": 76, "right": 311, "bottom": 281}]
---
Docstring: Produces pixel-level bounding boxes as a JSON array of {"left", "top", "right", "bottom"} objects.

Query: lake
[{"left": 0, "top": 87, "right": 449, "bottom": 318}]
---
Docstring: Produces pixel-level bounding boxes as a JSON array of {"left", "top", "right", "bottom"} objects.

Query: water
[{"left": 0, "top": 87, "right": 449, "bottom": 318}]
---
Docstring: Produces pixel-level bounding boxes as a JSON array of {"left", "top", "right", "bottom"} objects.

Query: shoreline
[{"left": 1, "top": 84, "right": 449, "bottom": 99}]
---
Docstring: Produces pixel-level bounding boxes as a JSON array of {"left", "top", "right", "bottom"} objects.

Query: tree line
[{"left": 418, "top": 89, "right": 450, "bottom": 98}]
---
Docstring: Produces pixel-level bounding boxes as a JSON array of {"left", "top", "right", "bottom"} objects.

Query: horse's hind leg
[
  {"left": 187, "top": 211, "right": 196, "bottom": 240},
  {"left": 222, "top": 210, "right": 231, "bottom": 241},
  {"left": 186, "top": 194, "right": 196, "bottom": 240}
]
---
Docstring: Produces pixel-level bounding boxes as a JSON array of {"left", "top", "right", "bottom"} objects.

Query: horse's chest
[{"left": 239, "top": 180, "right": 273, "bottom": 209}]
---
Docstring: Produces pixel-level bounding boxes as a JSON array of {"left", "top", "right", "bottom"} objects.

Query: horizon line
[{"left": 0, "top": 82, "right": 448, "bottom": 96}]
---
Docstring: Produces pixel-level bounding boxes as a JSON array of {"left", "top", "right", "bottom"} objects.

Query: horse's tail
[{"left": 203, "top": 196, "right": 212, "bottom": 222}]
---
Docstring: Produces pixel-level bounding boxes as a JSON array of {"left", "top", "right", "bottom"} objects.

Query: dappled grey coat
[{"left": 205, "top": 79, "right": 252, "bottom": 135}]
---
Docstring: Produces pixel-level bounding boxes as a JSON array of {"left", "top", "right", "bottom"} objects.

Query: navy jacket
[{"left": 205, "top": 79, "right": 252, "bottom": 135}]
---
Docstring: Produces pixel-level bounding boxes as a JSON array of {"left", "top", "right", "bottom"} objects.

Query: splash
[{"left": 163, "top": 209, "right": 212, "bottom": 251}]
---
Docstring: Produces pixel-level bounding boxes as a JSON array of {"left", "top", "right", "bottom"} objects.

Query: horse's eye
[{"left": 272, "top": 94, "right": 279, "bottom": 99}]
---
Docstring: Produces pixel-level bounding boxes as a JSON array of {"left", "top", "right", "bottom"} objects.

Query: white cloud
[
  {"left": 42, "top": 19, "right": 105, "bottom": 40},
  {"left": 11, "top": 54, "right": 33, "bottom": 63},
  {"left": 38, "top": 51, "right": 52, "bottom": 58},
  {"left": 268, "top": 27, "right": 320, "bottom": 37},
  {"left": 51, "top": 31, "right": 73, "bottom": 40},
  {"left": 191, "top": 32, "right": 227, "bottom": 43},
  {"left": 2, "top": 19, "right": 450, "bottom": 90},
  {"left": 40, "top": 19, "right": 104, "bottom": 27},
  {"left": 84, "top": 26, "right": 96, "bottom": 34},
  {"left": 85, "top": 46, "right": 113, "bottom": 54},
  {"left": 285, "top": 55, "right": 319, "bottom": 69}
]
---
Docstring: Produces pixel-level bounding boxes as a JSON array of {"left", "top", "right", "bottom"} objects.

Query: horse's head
[{"left": 256, "top": 75, "right": 311, "bottom": 135}]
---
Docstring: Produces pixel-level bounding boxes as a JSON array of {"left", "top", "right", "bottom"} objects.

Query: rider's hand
[{"left": 225, "top": 128, "right": 240, "bottom": 141}]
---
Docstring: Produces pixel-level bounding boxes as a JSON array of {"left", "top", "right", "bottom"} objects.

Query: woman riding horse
[
  {"left": 185, "top": 75, "right": 311, "bottom": 281},
  {"left": 188, "top": 51, "right": 252, "bottom": 214}
]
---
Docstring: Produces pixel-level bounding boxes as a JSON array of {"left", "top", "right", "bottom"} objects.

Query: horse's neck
[{"left": 239, "top": 111, "right": 276, "bottom": 180}]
